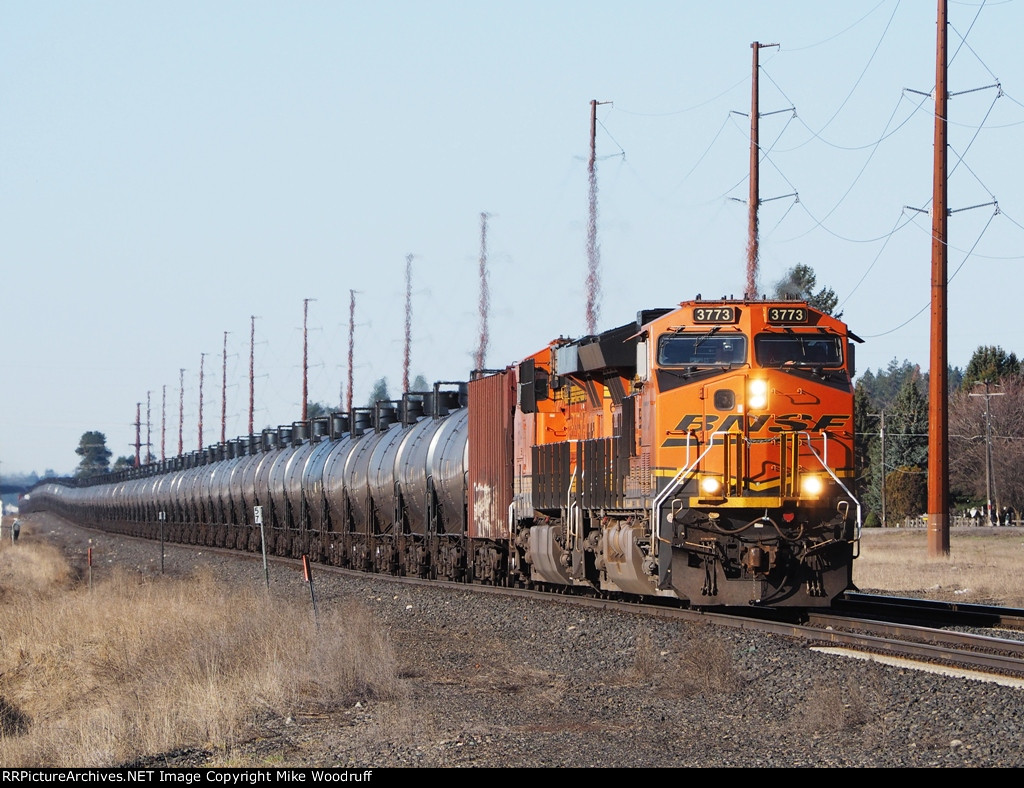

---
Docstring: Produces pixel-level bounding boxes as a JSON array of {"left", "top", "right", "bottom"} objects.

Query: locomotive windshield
[
  {"left": 754, "top": 333, "right": 843, "bottom": 368},
  {"left": 658, "top": 332, "right": 746, "bottom": 367}
]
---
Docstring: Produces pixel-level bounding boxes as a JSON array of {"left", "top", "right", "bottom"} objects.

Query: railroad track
[
  {"left": 834, "top": 591, "right": 1024, "bottom": 629},
  {"left": 308, "top": 569, "right": 1024, "bottom": 683},
  {"left": 39, "top": 512, "right": 1024, "bottom": 685},
  {"left": 349, "top": 576, "right": 1024, "bottom": 682}
]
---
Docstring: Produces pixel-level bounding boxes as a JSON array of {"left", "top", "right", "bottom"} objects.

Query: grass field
[{"left": 854, "top": 525, "right": 1024, "bottom": 607}]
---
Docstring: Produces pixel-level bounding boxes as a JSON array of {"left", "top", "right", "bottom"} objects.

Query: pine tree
[
  {"left": 75, "top": 431, "right": 112, "bottom": 477},
  {"left": 853, "top": 382, "right": 876, "bottom": 513},
  {"left": 962, "top": 345, "right": 1021, "bottom": 388},
  {"left": 771, "top": 263, "right": 838, "bottom": 315},
  {"left": 366, "top": 377, "right": 390, "bottom": 407},
  {"left": 887, "top": 376, "right": 929, "bottom": 469}
]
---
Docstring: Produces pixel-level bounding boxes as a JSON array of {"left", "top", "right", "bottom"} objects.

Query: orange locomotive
[{"left": 470, "top": 296, "right": 861, "bottom": 606}]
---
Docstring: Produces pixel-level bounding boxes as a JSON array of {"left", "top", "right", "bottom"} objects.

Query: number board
[
  {"left": 691, "top": 306, "right": 737, "bottom": 324},
  {"left": 766, "top": 306, "right": 809, "bottom": 324}
]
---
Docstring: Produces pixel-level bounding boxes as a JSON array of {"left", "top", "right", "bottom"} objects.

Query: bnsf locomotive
[{"left": 27, "top": 297, "right": 861, "bottom": 607}]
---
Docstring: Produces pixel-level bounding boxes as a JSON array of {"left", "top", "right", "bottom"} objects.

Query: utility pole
[
  {"left": 347, "top": 291, "right": 356, "bottom": 414},
  {"left": 134, "top": 402, "right": 141, "bottom": 468},
  {"left": 927, "top": 0, "right": 950, "bottom": 557},
  {"left": 476, "top": 212, "right": 490, "bottom": 371},
  {"left": 747, "top": 42, "right": 762, "bottom": 299},
  {"left": 221, "top": 331, "right": 229, "bottom": 444},
  {"left": 403, "top": 255, "right": 414, "bottom": 393},
  {"left": 146, "top": 391, "right": 151, "bottom": 464},
  {"left": 970, "top": 382, "right": 1004, "bottom": 524},
  {"left": 178, "top": 368, "right": 185, "bottom": 457},
  {"left": 303, "top": 298, "right": 315, "bottom": 420},
  {"left": 198, "top": 352, "right": 207, "bottom": 452},
  {"left": 249, "top": 316, "right": 258, "bottom": 435},
  {"left": 161, "top": 384, "right": 166, "bottom": 462},
  {"left": 870, "top": 412, "right": 887, "bottom": 528},
  {"left": 586, "top": 99, "right": 611, "bottom": 335},
  {"left": 746, "top": 41, "right": 778, "bottom": 299}
]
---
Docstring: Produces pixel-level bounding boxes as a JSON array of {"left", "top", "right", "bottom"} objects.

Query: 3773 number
[
  {"left": 767, "top": 307, "right": 807, "bottom": 323},
  {"left": 693, "top": 307, "right": 736, "bottom": 323}
]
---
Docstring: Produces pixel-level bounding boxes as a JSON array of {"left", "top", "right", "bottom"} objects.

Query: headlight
[
  {"left": 801, "top": 475, "right": 824, "bottom": 497},
  {"left": 700, "top": 476, "right": 722, "bottom": 495},
  {"left": 748, "top": 379, "right": 769, "bottom": 410}
]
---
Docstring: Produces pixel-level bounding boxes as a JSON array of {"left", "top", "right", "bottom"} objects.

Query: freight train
[{"left": 26, "top": 296, "right": 862, "bottom": 607}]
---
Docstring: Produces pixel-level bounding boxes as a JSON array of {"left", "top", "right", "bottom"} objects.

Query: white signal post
[{"left": 255, "top": 505, "right": 269, "bottom": 589}]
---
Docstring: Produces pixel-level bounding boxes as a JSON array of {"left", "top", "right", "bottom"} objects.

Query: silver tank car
[{"left": 27, "top": 383, "right": 470, "bottom": 581}]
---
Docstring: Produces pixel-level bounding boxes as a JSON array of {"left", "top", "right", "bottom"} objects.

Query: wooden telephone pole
[
  {"left": 347, "top": 291, "right": 356, "bottom": 414},
  {"left": 249, "top": 316, "right": 257, "bottom": 436},
  {"left": 585, "top": 99, "right": 611, "bottom": 334},
  {"left": 403, "top": 256, "right": 413, "bottom": 393},
  {"left": 927, "top": 0, "right": 950, "bottom": 557},
  {"left": 744, "top": 42, "right": 779, "bottom": 299},
  {"left": 198, "top": 352, "right": 207, "bottom": 452},
  {"left": 302, "top": 299, "right": 314, "bottom": 420},
  {"left": 178, "top": 368, "right": 185, "bottom": 457},
  {"left": 134, "top": 402, "right": 141, "bottom": 467},
  {"left": 221, "top": 331, "right": 229, "bottom": 444}
]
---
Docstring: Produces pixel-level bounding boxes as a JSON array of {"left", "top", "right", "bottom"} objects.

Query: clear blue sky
[{"left": 2, "top": 1, "right": 1023, "bottom": 476}]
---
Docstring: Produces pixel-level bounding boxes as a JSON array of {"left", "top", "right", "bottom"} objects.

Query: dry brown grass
[
  {"left": 792, "top": 679, "right": 874, "bottom": 735},
  {"left": 0, "top": 540, "right": 399, "bottom": 768},
  {"left": 853, "top": 527, "right": 1024, "bottom": 607},
  {"left": 675, "top": 627, "right": 740, "bottom": 695},
  {"left": 632, "top": 626, "right": 740, "bottom": 697},
  {"left": 631, "top": 629, "right": 659, "bottom": 680}
]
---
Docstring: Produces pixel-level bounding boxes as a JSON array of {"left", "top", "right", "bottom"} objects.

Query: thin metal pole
[
  {"left": 303, "top": 554, "right": 320, "bottom": 631},
  {"left": 256, "top": 506, "right": 269, "bottom": 590}
]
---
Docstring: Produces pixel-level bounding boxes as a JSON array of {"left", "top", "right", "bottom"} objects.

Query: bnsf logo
[{"left": 671, "top": 413, "right": 851, "bottom": 433}]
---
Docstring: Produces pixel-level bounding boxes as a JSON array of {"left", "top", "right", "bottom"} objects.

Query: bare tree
[{"left": 950, "top": 376, "right": 1024, "bottom": 521}]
